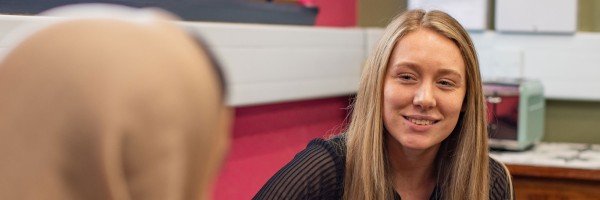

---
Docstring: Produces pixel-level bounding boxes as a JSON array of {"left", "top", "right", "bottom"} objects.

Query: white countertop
[{"left": 491, "top": 142, "right": 600, "bottom": 170}]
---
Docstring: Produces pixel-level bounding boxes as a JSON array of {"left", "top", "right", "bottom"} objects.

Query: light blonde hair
[{"left": 343, "top": 9, "right": 489, "bottom": 200}]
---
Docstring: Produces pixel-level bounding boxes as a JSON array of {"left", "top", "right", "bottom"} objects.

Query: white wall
[
  {"left": 180, "top": 22, "right": 366, "bottom": 106},
  {"left": 0, "top": 15, "right": 366, "bottom": 106},
  {"left": 472, "top": 32, "right": 600, "bottom": 101},
  {"left": 2, "top": 14, "right": 600, "bottom": 106}
]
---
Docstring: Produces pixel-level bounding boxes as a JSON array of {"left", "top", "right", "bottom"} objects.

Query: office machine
[{"left": 484, "top": 78, "right": 545, "bottom": 151}]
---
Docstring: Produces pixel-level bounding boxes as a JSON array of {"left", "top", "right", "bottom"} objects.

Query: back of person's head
[{"left": 0, "top": 4, "right": 230, "bottom": 200}]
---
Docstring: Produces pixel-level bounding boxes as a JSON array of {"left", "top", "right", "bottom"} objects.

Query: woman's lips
[{"left": 403, "top": 115, "right": 440, "bottom": 132}]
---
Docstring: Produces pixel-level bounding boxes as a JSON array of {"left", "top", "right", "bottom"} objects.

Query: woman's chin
[{"left": 398, "top": 138, "right": 439, "bottom": 152}]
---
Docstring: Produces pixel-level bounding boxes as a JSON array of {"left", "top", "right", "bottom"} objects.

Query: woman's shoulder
[
  {"left": 488, "top": 156, "right": 514, "bottom": 200},
  {"left": 308, "top": 134, "right": 347, "bottom": 158},
  {"left": 253, "top": 135, "right": 347, "bottom": 200},
  {"left": 488, "top": 157, "right": 510, "bottom": 185}
]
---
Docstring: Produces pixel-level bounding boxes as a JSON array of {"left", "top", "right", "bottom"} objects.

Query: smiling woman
[{"left": 254, "top": 9, "right": 513, "bottom": 200}]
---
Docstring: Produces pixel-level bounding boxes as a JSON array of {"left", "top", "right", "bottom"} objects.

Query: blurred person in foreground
[{"left": 0, "top": 4, "right": 231, "bottom": 200}]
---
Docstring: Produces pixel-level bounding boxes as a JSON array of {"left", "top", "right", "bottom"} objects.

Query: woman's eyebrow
[
  {"left": 392, "top": 61, "right": 421, "bottom": 72},
  {"left": 437, "top": 68, "right": 463, "bottom": 80}
]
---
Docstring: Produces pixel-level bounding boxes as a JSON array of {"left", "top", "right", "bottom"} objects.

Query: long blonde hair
[{"left": 343, "top": 9, "right": 489, "bottom": 200}]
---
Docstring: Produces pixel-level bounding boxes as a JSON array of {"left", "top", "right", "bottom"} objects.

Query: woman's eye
[
  {"left": 397, "top": 74, "right": 416, "bottom": 82},
  {"left": 438, "top": 80, "right": 456, "bottom": 87}
]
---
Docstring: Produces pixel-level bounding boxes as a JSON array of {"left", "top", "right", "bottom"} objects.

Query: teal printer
[{"left": 484, "top": 79, "right": 545, "bottom": 151}]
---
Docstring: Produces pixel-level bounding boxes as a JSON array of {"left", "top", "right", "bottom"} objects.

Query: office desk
[
  {"left": 491, "top": 143, "right": 600, "bottom": 200},
  {"left": 507, "top": 164, "right": 600, "bottom": 199}
]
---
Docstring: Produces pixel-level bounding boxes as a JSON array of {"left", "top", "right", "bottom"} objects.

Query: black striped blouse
[{"left": 254, "top": 136, "right": 512, "bottom": 200}]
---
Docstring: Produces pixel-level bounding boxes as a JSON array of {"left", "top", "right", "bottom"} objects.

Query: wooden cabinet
[{"left": 507, "top": 164, "right": 600, "bottom": 199}]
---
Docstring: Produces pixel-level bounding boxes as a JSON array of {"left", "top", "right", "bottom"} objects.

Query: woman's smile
[{"left": 402, "top": 114, "right": 440, "bottom": 132}]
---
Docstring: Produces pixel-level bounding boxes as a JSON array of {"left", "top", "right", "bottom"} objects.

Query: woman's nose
[{"left": 413, "top": 83, "right": 436, "bottom": 110}]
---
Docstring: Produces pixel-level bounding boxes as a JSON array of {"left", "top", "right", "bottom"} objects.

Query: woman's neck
[{"left": 386, "top": 133, "right": 439, "bottom": 199}]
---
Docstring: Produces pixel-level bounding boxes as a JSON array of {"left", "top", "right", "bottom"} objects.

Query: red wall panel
[
  {"left": 313, "top": 0, "right": 357, "bottom": 27},
  {"left": 213, "top": 96, "right": 350, "bottom": 199}
]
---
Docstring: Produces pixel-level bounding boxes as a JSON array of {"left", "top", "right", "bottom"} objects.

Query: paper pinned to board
[{"left": 408, "top": 0, "right": 489, "bottom": 31}]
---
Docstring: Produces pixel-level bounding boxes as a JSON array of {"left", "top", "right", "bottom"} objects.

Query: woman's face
[{"left": 382, "top": 28, "right": 466, "bottom": 151}]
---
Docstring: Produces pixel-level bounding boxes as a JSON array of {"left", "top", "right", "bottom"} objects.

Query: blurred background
[{"left": 0, "top": 0, "right": 599, "bottom": 199}]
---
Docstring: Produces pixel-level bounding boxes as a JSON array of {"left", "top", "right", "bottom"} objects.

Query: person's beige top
[{"left": 0, "top": 9, "right": 230, "bottom": 200}]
